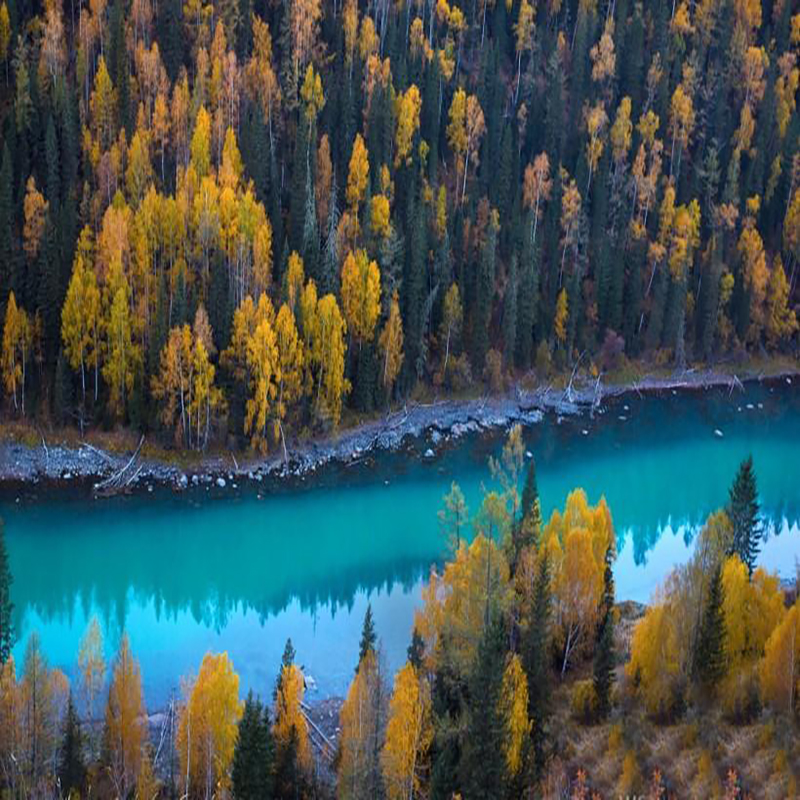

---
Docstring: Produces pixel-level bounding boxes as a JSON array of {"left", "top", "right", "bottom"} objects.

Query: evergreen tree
[
  {"left": 54, "top": 349, "right": 74, "bottom": 426},
  {"left": 58, "top": 693, "right": 86, "bottom": 797},
  {"left": 460, "top": 613, "right": 507, "bottom": 799},
  {"left": 430, "top": 636, "right": 465, "bottom": 800},
  {"left": 728, "top": 456, "right": 761, "bottom": 575},
  {"left": 0, "top": 142, "right": 13, "bottom": 303},
  {"left": 358, "top": 603, "right": 377, "bottom": 666},
  {"left": 694, "top": 564, "right": 727, "bottom": 694},
  {"left": 502, "top": 257, "right": 517, "bottom": 368},
  {"left": 522, "top": 551, "right": 551, "bottom": 779},
  {"left": 274, "top": 637, "right": 296, "bottom": 700},
  {"left": 593, "top": 545, "right": 616, "bottom": 719},
  {"left": 232, "top": 691, "right": 274, "bottom": 800},
  {"left": 0, "top": 519, "right": 14, "bottom": 664},
  {"left": 273, "top": 723, "right": 304, "bottom": 800},
  {"left": 407, "top": 626, "right": 425, "bottom": 670}
]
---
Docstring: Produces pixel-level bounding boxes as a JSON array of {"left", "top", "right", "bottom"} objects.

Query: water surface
[{"left": 3, "top": 379, "right": 799, "bottom": 707}]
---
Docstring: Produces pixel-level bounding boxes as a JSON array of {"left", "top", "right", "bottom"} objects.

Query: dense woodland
[
  {"left": 0, "top": 431, "right": 797, "bottom": 797},
  {"left": 0, "top": 0, "right": 797, "bottom": 451}
]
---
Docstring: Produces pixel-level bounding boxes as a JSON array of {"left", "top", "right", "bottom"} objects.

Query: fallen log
[{"left": 94, "top": 434, "right": 145, "bottom": 495}]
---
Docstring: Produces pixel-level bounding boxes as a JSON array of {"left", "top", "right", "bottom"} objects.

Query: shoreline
[{"left": 1, "top": 363, "right": 797, "bottom": 493}]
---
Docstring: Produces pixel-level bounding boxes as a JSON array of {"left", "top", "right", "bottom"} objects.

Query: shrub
[{"left": 571, "top": 679, "right": 599, "bottom": 724}]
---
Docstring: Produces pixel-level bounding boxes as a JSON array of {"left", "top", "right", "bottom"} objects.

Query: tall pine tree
[
  {"left": 593, "top": 545, "right": 616, "bottom": 719},
  {"left": 728, "top": 456, "right": 761, "bottom": 575},
  {"left": 694, "top": 564, "right": 727, "bottom": 695}
]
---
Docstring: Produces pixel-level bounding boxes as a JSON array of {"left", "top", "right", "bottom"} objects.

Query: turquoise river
[{"left": 1, "top": 379, "right": 799, "bottom": 708}]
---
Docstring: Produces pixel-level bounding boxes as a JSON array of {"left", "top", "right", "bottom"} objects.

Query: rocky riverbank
[{"left": 0, "top": 366, "right": 796, "bottom": 495}]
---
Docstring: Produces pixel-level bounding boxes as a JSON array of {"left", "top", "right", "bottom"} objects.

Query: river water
[{"left": 2, "top": 379, "right": 798, "bottom": 707}]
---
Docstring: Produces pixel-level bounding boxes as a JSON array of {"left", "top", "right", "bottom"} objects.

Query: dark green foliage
[
  {"left": 358, "top": 603, "right": 377, "bottom": 666},
  {"left": 54, "top": 349, "right": 73, "bottom": 426},
  {"left": 695, "top": 564, "right": 727, "bottom": 695},
  {"left": 407, "top": 626, "right": 425, "bottom": 671},
  {"left": 728, "top": 456, "right": 761, "bottom": 576},
  {"left": 460, "top": 613, "right": 507, "bottom": 799},
  {"left": 273, "top": 722, "right": 305, "bottom": 800},
  {"left": 274, "top": 637, "right": 296, "bottom": 700},
  {"left": 429, "top": 637, "right": 466, "bottom": 800},
  {"left": 0, "top": 519, "right": 14, "bottom": 664},
  {"left": 57, "top": 693, "right": 86, "bottom": 798},
  {"left": 522, "top": 551, "right": 551, "bottom": 778},
  {"left": 593, "top": 545, "right": 616, "bottom": 720},
  {"left": 232, "top": 691, "right": 274, "bottom": 800}
]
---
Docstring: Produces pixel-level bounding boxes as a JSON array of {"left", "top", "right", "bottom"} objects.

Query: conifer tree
[
  {"left": 695, "top": 564, "right": 727, "bottom": 695},
  {"left": 522, "top": 551, "right": 551, "bottom": 778},
  {"left": 0, "top": 519, "right": 13, "bottom": 665},
  {"left": 460, "top": 613, "right": 507, "bottom": 799},
  {"left": 407, "top": 627, "right": 425, "bottom": 671},
  {"left": 232, "top": 691, "right": 274, "bottom": 800},
  {"left": 728, "top": 456, "right": 761, "bottom": 575},
  {"left": 359, "top": 603, "right": 377, "bottom": 666},
  {"left": 593, "top": 545, "right": 616, "bottom": 719},
  {"left": 58, "top": 692, "right": 86, "bottom": 798}
]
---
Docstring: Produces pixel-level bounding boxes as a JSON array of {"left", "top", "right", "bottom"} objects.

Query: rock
[
  {"left": 178, "top": 474, "right": 188, "bottom": 488},
  {"left": 582, "top": 429, "right": 589, "bottom": 436},
  {"left": 787, "top": 377, "right": 792, "bottom": 384},
  {"left": 424, "top": 448, "right": 435, "bottom": 459},
  {"left": 746, "top": 403, "right": 754, "bottom": 410},
  {"left": 623, "top": 404, "right": 630, "bottom": 411},
  {"left": 618, "top": 415, "right": 627, "bottom": 421},
  {"left": 63, "top": 472, "right": 72, "bottom": 480},
  {"left": 714, "top": 429, "right": 724, "bottom": 438},
  {"left": 430, "top": 430, "right": 442, "bottom": 444},
  {"left": 147, "top": 485, "right": 153, "bottom": 493},
  {"left": 216, "top": 477, "right": 226, "bottom": 488},
  {"left": 525, "top": 450, "right": 533, "bottom": 459}
]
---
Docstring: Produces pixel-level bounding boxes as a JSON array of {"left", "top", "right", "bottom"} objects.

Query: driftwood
[
  {"left": 94, "top": 434, "right": 145, "bottom": 495},
  {"left": 300, "top": 702, "right": 336, "bottom": 764},
  {"left": 81, "top": 443, "right": 115, "bottom": 464}
]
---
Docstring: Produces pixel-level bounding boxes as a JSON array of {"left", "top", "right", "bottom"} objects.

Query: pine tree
[
  {"left": 232, "top": 691, "right": 274, "bottom": 800},
  {"left": 728, "top": 456, "right": 761, "bottom": 575},
  {"left": 58, "top": 693, "right": 86, "bottom": 797},
  {"left": 407, "top": 627, "right": 425, "bottom": 670},
  {"left": 0, "top": 518, "right": 13, "bottom": 664},
  {"left": 460, "top": 613, "right": 507, "bottom": 799},
  {"left": 359, "top": 603, "right": 377, "bottom": 666},
  {"left": 593, "top": 545, "right": 616, "bottom": 719},
  {"left": 522, "top": 552, "right": 551, "bottom": 778},
  {"left": 695, "top": 564, "right": 727, "bottom": 695},
  {"left": 274, "top": 638, "right": 296, "bottom": 699}
]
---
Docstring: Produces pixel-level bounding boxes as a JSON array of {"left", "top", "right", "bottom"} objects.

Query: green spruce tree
[
  {"left": 593, "top": 545, "right": 616, "bottom": 719},
  {"left": 232, "top": 691, "right": 274, "bottom": 800},
  {"left": 358, "top": 603, "right": 377, "bottom": 667},
  {"left": 695, "top": 564, "right": 727, "bottom": 695},
  {"left": 58, "top": 692, "right": 86, "bottom": 797},
  {"left": 728, "top": 456, "right": 761, "bottom": 575},
  {"left": 460, "top": 613, "right": 507, "bottom": 799}
]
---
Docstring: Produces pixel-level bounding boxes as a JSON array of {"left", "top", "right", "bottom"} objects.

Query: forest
[
  {"left": 0, "top": 428, "right": 797, "bottom": 798},
  {"left": 0, "top": 0, "right": 797, "bottom": 452}
]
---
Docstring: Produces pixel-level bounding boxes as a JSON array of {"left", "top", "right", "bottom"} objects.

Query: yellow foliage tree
[
  {"left": 245, "top": 313, "right": 279, "bottom": 452},
  {"left": 760, "top": 604, "right": 798, "bottom": 715},
  {"left": 338, "top": 648, "right": 387, "bottom": 799},
  {"left": 554, "top": 288, "right": 568, "bottom": 345},
  {"left": 176, "top": 652, "right": 243, "bottom": 797},
  {"left": 542, "top": 489, "right": 615, "bottom": 674},
  {"left": 2, "top": 292, "right": 32, "bottom": 415},
  {"left": 341, "top": 249, "right": 381, "bottom": 345},
  {"left": 347, "top": 133, "right": 370, "bottom": 214},
  {"left": 378, "top": 290, "right": 404, "bottom": 396},
  {"left": 499, "top": 654, "right": 531, "bottom": 776},
  {"left": 381, "top": 662, "right": 432, "bottom": 800},
  {"left": 273, "top": 663, "right": 311, "bottom": 771},
  {"left": 105, "top": 634, "right": 145, "bottom": 798},
  {"left": 62, "top": 246, "right": 102, "bottom": 408},
  {"left": 394, "top": 85, "right": 422, "bottom": 167},
  {"left": 415, "top": 535, "right": 512, "bottom": 674},
  {"left": 765, "top": 257, "right": 798, "bottom": 348}
]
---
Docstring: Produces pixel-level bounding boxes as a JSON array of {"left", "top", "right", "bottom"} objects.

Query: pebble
[
  {"left": 746, "top": 403, "right": 754, "bottom": 410},
  {"left": 63, "top": 472, "right": 72, "bottom": 479},
  {"left": 714, "top": 429, "right": 724, "bottom": 438},
  {"left": 526, "top": 451, "right": 533, "bottom": 459},
  {"left": 424, "top": 448, "right": 435, "bottom": 459},
  {"left": 216, "top": 477, "right": 226, "bottom": 488},
  {"left": 618, "top": 415, "right": 627, "bottom": 421},
  {"left": 582, "top": 429, "right": 589, "bottom": 435},
  {"left": 623, "top": 404, "right": 629, "bottom": 411}
]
